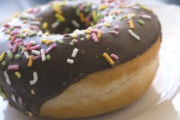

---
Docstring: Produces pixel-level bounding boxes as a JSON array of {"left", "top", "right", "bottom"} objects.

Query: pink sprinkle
[
  {"left": 8, "top": 65, "right": 19, "bottom": 70},
  {"left": 29, "top": 45, "right": 41, "bottom": 50},
  {"left": 72, "top": 39, "right": 78, "bottom": 43},
  {"left": 90, "top": 29, "right": 99, "bottom": 33},
  {"left": 111, "top": 54, "right": 119, "bottom": 60},
  {"left": 18, "top": 42, "right": 23, "bottom": 47},
  {"left": 14, "top": 38, "right": 22, "bottom": 43},
  {"left": 10, "top": 31, "right": 19, "bottom": 36},
  {"left": 33, "top": 8, "right": 40, "bottom": 14},
  {"left": 92, "top": 33, "right": 99, "bottom": 42},
  {"left": 4, "top": 24, "right": 10, "bottom": 28},
  {"left": 109, "top": 31, "right": 119, "bottom": 35},
  {"left": 9, "top": 44, "right": 13, "bottom": 50},
  {"left": 114, "top": 25, "right": 120, "bottom": 30},
  {"left": 45, "top": 44, "right": 57, "bottom": 54},
  {"left": 12, "top": 43, "right": 18, "bottom": 53},
  {"left": 100, "top": 19, "right": 105, "bottom": 22},
  {"left": 13, "top": 26, "right": 21, "bottom": 29},
  {"left": 96, "top": 24, "right": 102, "bottom": 29},
  {"left": 139, "top": 11, "right": 146, "bottom": 16},
  {"left": 33, "top": 55, "right": 41, "bottom": 60},
  {"left": 10, "top": 34, "right": 18, "bottom": 44},
  {"left": 18, "top": 96, "right": 23, "bottom": 104}
]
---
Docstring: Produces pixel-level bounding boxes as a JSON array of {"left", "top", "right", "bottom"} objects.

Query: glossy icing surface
[{"left": 0, "top": 0, "right": 161, "bottom": 116}]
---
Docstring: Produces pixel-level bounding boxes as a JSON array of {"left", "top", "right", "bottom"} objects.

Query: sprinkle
[
  {"left": 103, "top": 53, "right": 115, "bottom": 65},
  {"left": 15, "top": 71, "right": 21, "bottom": 78},
  {"left": 76, "top": 9, "right": 80, "bottom": 16},
  {"left": 18, "top": 96, "right": 23, "bottom": 104},
  {"left": 141, "top": 14, "right": 152, "bottom": 19},
  {"left": 33, "top": 55, "right": 41, "bottom": 61},
  {"left": 41, "top": 39, "right": 47, "bottom": 44},
  {"left": 71, "top": 48, "right": 79, "bottom": 57},
  {"left": 23, "top": 50, "right": 30, "bottom": 59},
  {"left": 12, "top": 43, "right": 18, "bottom": 53},
  {"left": 99, "top": 4, "right": 108, "bottom": 10},
  {"left": 0, "top": 52, "right": 6, "bottom": 62},
  {"left": 15, "top": 54, "right": 21, "bottom": 59},
  {"left": 45, "top": 32, "right": 49, "bottom": 36},
  {"left": 45, "top": 44, "right": 57, "bottom": 54},
  {"left": 109, "top": 31, "right": 119, "bottom": 35},
  {"left": 8, "top": 65, "right": 19, "bottom": 70},
  {"left": 46, "top": 55, "right": 51, "bottom": 60},
  {"left": 128, "top": 19, "right": 135, "bottom": 29},
  {"left": 31, "top": 89, "right": 35, "bottom": 95},
  {"left": 28, "top": 55, "right": 33, "bottom": 67},
  {"left": 80, "top": 38, "right": 84, "bottom": 41},
  {"left": 31, "top": 50, "right": 40, "bottom": 55},
  {"left": 80, "top": 13, "right": 85, "bottom": 22},
  {"left": 18, "top": 46, "right": 24, "bottom": 51},
  {"left": 11, "top": 94, "right": 16, "bottom": 102},
  {"left": 45, "top": 40, "right": 53, "bottom": 46},
  {"left": 55, "top": 39, "right": 64, "bottom": 44},
  {"left": 111, "top": 54, "right": 119, "bottom": 60},
  {"left": 120, "top": 15, "right": 127, "bottom": 20},
  {"left": 28, "top": 32, "right": 37, "bottom": 37},
  {"left": 138, "top": 20, "right": 145, "bottom": 26},
  {"left": 55, "top": 13, "right": 65, "bottom": 22},
  {"left": 137, "top": 3, "right": 152, "bottom": 12},
  {"left": 29, "top": 45, "right": 41, "bottom": 50},
  {"left": 114, "top": 25, "right": 120, "bottom": 30},
  {"left": 104, "top": 22, "right": 110, "bottom": 27},
  {"left": 30, "top": 21, "right": 40, "bottom": 25},
  {"left": 128, "top": 29, "right": 140, "bottom": 40},
  {"left": 72, "top": 20, "right": 80, "bottom": 28},
  {"left": 72, "top": 39, "right": 78, "bottom": 43},
  {"left": 41, "top": 49, "right": 46, "bottom": 61},
  {"left": 10, "top": 34, "right": 18, "bottom": 44},
  {"left": 97, "top": 31, "right": 102, "bottom": 38},
  {"left": 92, "top": 33, "right": 99, "bottom": 42},
  {"left": 52, "top": 3, "right": 62, "bottom": 14},
  {"left": 30, "top": 71, "right": 38, "bottom": 85},
  {"left": 85, "top": 30, "right": 92, "bottom": 34},
  {"left": 4, "top": 71, "right": 11, "bottom": 85},
  {"left": 72, "top": 33, "right": 77, "bottom": 38},
  {"left": 28, "top": 112, "right": 33, "bottom": 117},
  {"left": 131, "top": 13, "right": 136, "bottom": 18},
  {"left": 42, "top": 22, "right": 48, "bottom": 30},
  {"left": 92, "top": 10, "right": 98, "bottom": 22},
  {"left": 67, "top": 59, "right": 74, "bottom": 64},
  {"left": 51, "top": 20, "right": 60, "bottom": 28},
  {"left": 86, "top": 34, "right": 91, "bottom": 40},
  {"left": 30, "top": 41, "right": 36, "bottom": 45},
  {"left": 38, "top": 31, "right": 43, "bottom": 36},
  {"left": 2, "top": 61, "right": 6, "bottom": 66}
]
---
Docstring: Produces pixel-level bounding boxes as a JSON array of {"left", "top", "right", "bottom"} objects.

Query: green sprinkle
[
  {"left": 28, "top": 32, "right": 37, "bottom": 37},
  {"left": 137, "top": 3, "right": 152, "bottom": 12},
  {"left": 112, "top": 16, "right": 116, "bottom": 19},
  {"left": 138, "top": 20, "right": 145, "bottom": 26},
  {"left": 2, "top": 61, "right": 6, "bottom": 66},
  {"left": 18, "top": 34, "right": 26, "bottom": 39},
  {"left": 20, "top": 16, "right": 28, "bottom": 20},
  {"left": 76, "top": 9, "right": 80, "bottom": 16},
  {"left": 18, "top": 46, "right": 24, "bottom": 51},
  {"left": 46, "top": 55, "right": 51, "bottom": 60},
  {"left": 55, "top": 39, "right": 64, "bottom": 44},
  {"left": 15, "top": 54, "right": 21, "bottom": 59},
  {"left": 65, "top": 28, "right": 70, "bottom": 32},
  {"left": 84, "top": 8, "right": 89, "bottom": 13},
  {"left": 120, "top": 16, "right": 126, "bottom": 21},
  {"left": 70, "top": 42, "right": 74, "bottom": 45},
  {"left": 7, "top": 51, "right": 13, "bottom": 59},
  {"left": 8, "top": 36, "right": 12, "bottom": 40}
]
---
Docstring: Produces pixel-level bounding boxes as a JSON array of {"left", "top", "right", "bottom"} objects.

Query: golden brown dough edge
[{"left": 38, "top": 37, "right": 161, "bottom": 118}]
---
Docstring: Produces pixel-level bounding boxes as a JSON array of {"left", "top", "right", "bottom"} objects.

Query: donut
[{"left": 0, "top": 0, "right": 161, "bottom": 118}]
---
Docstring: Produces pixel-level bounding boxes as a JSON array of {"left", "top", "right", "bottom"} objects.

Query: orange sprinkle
[
  {"left": 113, "top": 10, "right": 118, "bottom": 15},
  {"left": 97, "top": 30, "right": 102, "bottom": 38},
  {"left": 128, "top": 19, "right": 135, "bottom": 29},
  {"left": 28, "top": 55, "right": 33, "bottom": 67},
  {"left": 80, "top": 13, "right": 85, "bottom": 22},
  {"left": 45, "top": 40, "right": 53, "bottom": 45},
  {"left": 103, "top": 53, "right": 115, "bottom": 65}
]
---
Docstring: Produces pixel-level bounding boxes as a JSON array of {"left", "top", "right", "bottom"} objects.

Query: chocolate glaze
[{"left": 0, "top": 0, "right": 161, "bottom": 116}]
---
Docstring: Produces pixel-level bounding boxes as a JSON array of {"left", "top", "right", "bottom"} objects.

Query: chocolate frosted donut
[{"left": 0, "top": 0, "right": 161, "bottom": 118}]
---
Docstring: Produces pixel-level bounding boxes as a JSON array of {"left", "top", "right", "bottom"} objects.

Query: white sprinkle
[
  {"left": 128, "top": 29, "right": 140, "bottom": 40},
  {"left": 40, "top": 49, "right": 46, "bottom": 61},
  {"left": 11, "top": 94, "right": 16, "bottom": 102},
  {"left": 31, "top": 50, "right": 41, "bottom": 55},
  {"left": 4, "top": 71, "right": 11, "bottom": 85},
  {"left": 38, "top": 31, "right": 43, "bottom": 36},
  {"left": 72, "top": 20, "right": 80, "bottom": 28},
  {"left": 30, "top": 71, "right": 38, "bottom": 85},
  {"left": 30, "top": 21, "right": 40, "bottom": 25},
  {"left": 24, "top": 51, "right": 30, "bottom": 59},
  {"left": 51, "top": 21, "right": 60, "bottom": 28},
  {"left": 30, "top": 41, "right": 36, "bottom": 45},
  {"left": 141, "top": 15, "right": 152, "bottom": 19},
  {"left": 71, "top": 48, "right": 79, "bottom": 57},
  {"left": 131, "top": 6, "right": 140, "bottom": 9},
  {"left": 67, "top": 59, "right": 74, "bottom": 64}
]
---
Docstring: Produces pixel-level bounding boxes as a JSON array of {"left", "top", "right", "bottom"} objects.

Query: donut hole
[{"left": 36, "top": 4, "right": 97, "bottom": 35}]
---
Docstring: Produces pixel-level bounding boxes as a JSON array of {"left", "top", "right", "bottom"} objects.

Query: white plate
[{"left": 1, "top": 1, "right": 180, "bottom": 120}]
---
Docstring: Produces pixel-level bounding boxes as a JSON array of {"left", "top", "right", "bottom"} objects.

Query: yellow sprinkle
[
  {"left": 13, "top": 13, "right": 20, "bottom": 18},
  {"left": 86, "top": 35, "right": 91, "bottom": 40},
  {"left": 80, "top": 13, "right": 85, "bottom": 22},
  {"left": 28, "top": 55, "right": 33, "bottom": 67},
  {"left": 0, "top": 52, "right": 6, "bottom": 62},
  {"left": 103, "top": 53, "right": 115, "bottom": 65},
  {"left": 45, "top": 32, "right": 49, "bottom": 36},
  {"left": 99, "top": 4, "right": 108, "bottom": 10},
  {"left": 104, "top": 22, "right": 110, "bottom": 27},
  {"left": 1, "top": 92, "right": 7, "bottom": 99},
  {"left": 92, "top": 10, "right": 97, "bottom": 22},
  {"left": 42, "top": 22, "right": 48, "bottom": 30},
  {"left": 52, "top": 3, "right": 62, "bottom": 14},
  {"left": 72, "top": 33, "right": 77, "bottom": 39},
  {"left": 22, "top": 29, "right": 28, "bottom": 33},
  {"left": 55, "top": 13, "right": 65, "bottom": 22},
  {"left": 90, "top": 22, "right": 94, "bottom": 27},
  {"left": 128, "top": 19, "right": 135, "bottom": 29},
  {"left": 15, "top": 72, "right": 21, "bottom": 78},
  {"left": 41, "top": 39, "right": 47, "bottom": 44},
  {"left": 97, "top": 31, "right": 102, "bottom": 38},
  {"left": 28, "top": 112, "right": 33, "bottom": 117},
  {"left": 31, "top": 89, "right": 35, "bottom": 95},
  {"left": 85, "top": 30, "right": 92, "bottom": 34},
  {"left": 131, "top": 13, "right": 136, "bottom": 18},
  {"left": 45, "top": 40, "right": 53, "bottom": 45}
]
